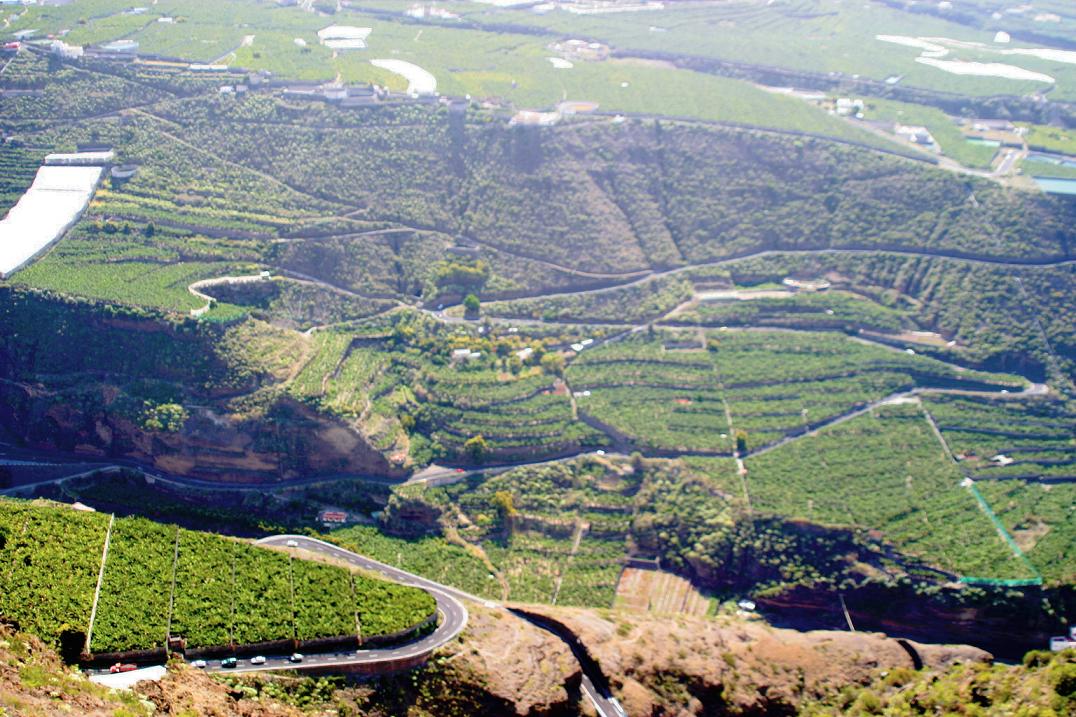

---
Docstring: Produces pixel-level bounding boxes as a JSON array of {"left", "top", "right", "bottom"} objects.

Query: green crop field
[
  {"left": 0, "top": 499, "right": 435, "bottom": 653},
  {"left": 858, "top": 97, "right": 999, "bottom": 170},
  {"left": 480, "top": 0, "right": 1076, "bottom": 100},
  {"left": 328, "top": 525, "right": 501, "bottom": 600},
  {"left": 745, "top": 404, "right": 1036, "bottom": 580},
  {"left": 90, "top": 517, "right": 176, "bottom": 654},
  {"left": 923, "top": 395, "right": 1076, "bottom": 482},
  {"left": 0, "top": 501, "right": 109, "bottom": 650},
  {"left": 567, "top": 330, "right": 1022, "bottom": 454},
  {"left": 676, "top": 290, "right": 911, "bottom": 333},
  {"left": 974, "top": 481, "right": 1076, "bottom": 585}
]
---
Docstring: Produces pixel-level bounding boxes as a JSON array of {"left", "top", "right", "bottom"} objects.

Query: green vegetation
[
  {"left": 718, "top": 252, "right": 1076, "bottom": 384},
  {"left": 91, "top": 517, "right": 175, "bottom": 654},
  {"left": 1021, "top": 123, "right": 1076, "bottom": 156},
  {"left": 676, "top": 289, "right": 910, "bottom": 333},
  {"left": 860, "top": 97, "right": 998, "bottom": 169},
  {"left": 803, "top": 648, "right": 1076, "bottom": 716},
  {"left": 0, "top": 144, "right": 44, "bottom": 214},
  {"left": 170, "top": 529, "right": 239, "bottom": 648},
  {"left": 568, "top": 330, "right": 1019, "bottom": 454},
  {"left": 231, "top": 545, "right": 294, "bottom": 646},
  {"left": 1023, "top": 157, "right": 1076, "bottom": 180},
  {"left": 746, "top": 404, "right": 1035, "bottom": 580},
  {"left": 483, "top": 0, "right": 1075, "bottom": 99},
  {"left": 0, "top": 0, "right": 1074, "bottom": 661},
  {"left": 291, "top": 559, "right": 354, "bottom": 642},
  {"left": 569, "top": 340, "right": 730, "bottom": 453},
  {"left": 354, "top": 572, "right": 436, "bottom": 639},
  {"left": 924, "top": 395, "right": 1075, "bottom": 481},
  {"left": 0, "top": 501, "right": 109, "bottom": 650},
  {"left": 484, "top": 276, "right": 693, "bottom": 324},
  {"left": 328, "top": 525, "right": 500, "bottom": 601},
  {"left": 0, "top": 499, "right": 435, "bottom": 653}
]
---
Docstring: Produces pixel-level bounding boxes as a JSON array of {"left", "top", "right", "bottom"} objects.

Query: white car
[
  {"left": 191, "top": 659, "right": 207, "bottom": 669},
  {"left": 286, "top": 539, "right": 299, "bottom": 548},
  {"left": 250, "top": 656, "right": 267, "bottom": 665},
  {"left": 288, "top": 653, "right": 304, "bottom": 663}
]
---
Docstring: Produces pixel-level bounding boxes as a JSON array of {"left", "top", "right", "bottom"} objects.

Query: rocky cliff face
[
  {"left": 0, "top": 379, "right": 398, "bottom": 484},
  {"left": 0, "top": 289, "right": 398, "bottom": 483},
  {"left": 758, "top": 582, "right": 1076, "bottom": 661}
]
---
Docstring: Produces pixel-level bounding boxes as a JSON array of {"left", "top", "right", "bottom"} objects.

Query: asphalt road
[
  {"left": 87, "top": 535, "right": 470, "bottom": 679},
  {"left": 174, "top": 536, "right": 624, "bottom": 716},
  {"left": 229, "top": 535, "right": 473, "bottom": 673}
]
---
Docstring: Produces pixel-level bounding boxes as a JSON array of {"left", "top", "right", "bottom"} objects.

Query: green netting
[
  {"left": 959, "top": 577, "right": 1043, "bottom": 587},
  {"left": 965, "top": 483, "right": 1043, "bottom": 583}
]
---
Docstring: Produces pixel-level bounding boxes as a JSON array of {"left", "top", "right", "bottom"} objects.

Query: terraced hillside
[{"left": 0, "top": 8, "right": 1074, "bottom": 672}]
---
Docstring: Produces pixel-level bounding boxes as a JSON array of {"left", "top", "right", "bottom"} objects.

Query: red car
[{"left": 109, "top": 663, "right": 138, "bottom": 674}]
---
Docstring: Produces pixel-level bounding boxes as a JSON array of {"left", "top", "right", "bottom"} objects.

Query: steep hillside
[{"left": 4, "top": 608, "right": 1071, "bottom": 717}]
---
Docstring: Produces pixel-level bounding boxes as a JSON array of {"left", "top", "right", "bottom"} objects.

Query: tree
[
  {"left": 734, "top": 429, "right": 748, "bottom": 455},
  {"left": 463, "top": 293, "right": 480, "bottom": 318},
  {"left": 142, "top": 402, "right": 189, "bottom": 432},
  {"left": 492, "top": 490, "right": 517, "bottom": 539},
  {"left": 464, "top": 434, "right": 489, "bottom": 463},
  {"left": 540, "top": 352, "right": 565, "bottom": 377}
]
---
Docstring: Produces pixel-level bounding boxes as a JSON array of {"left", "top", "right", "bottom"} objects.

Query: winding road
[
  {"left": 183, "top": 535, "right": 475, "bottom": 674},
  {"left": 131, "top": 535, "right": 621, "bottom": 717}
]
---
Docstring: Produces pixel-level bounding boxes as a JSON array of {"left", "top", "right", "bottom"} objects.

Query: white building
[
  {"left": 835, "top": 97, "right": 864, "bottom": 116},
  {"left": 451, "top": 348, "right": 482, "bottom": 363},
  {"left": 50, "top": 40, "right": 83, "bottom": 59}
]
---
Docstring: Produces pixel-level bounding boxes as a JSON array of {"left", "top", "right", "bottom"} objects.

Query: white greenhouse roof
[
  {"left": 0, "top": 165, "right": 103, "bottom": 278},
  {"left": 318, "top": 25, "right": 371, "bottom": 49},
  {"left": 370, "top": 59, "right": 437, "bottom": 96},
  {"left": 44, "top": 150, "right": 114, "bottom": 166}
]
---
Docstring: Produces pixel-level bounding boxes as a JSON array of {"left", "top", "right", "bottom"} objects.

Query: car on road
[
  {"left": 250, "top": 656, "right": 267, "bottom": 665},
  {"left": 288, "top": 653, "right": 304, "bottom": 663},
  {"left": 191, "top": 659, "right": 207, "bottom": 669},
  {"left": 286, "top": 539, "right": 299, "bottom": 547},
  {"left": 109, "top": 663, "right": 137, "bottom": 674},
  {"left": 455, "top": 468, "right": 465, "bottom": 473},
  {"left": 221, "top": 657, "right": 238, "bottom": 668}
]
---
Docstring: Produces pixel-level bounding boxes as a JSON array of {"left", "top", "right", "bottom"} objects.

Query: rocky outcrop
[
  {"left": 0, "top": 380, "right": 398, "bottom": 483},
  {"left": 525, "top": 606, "right": 989, "bottom": 716}
]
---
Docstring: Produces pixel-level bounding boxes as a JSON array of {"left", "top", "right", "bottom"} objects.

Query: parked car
[
  {"left": 286, "top": 539, "right": 299, "bottom": 548},
  {"left": 191, "top": 659, "right": 207, "bottom": 669},
  {"left": 109, "top": 663, "right": 137, "bottom": 674},
  {"left": 288, "top": 653, "right": 304, "bottom": 663},
  {"left": 250, "top": 655, "right": 267, "bottom": 665},
  {"left": 221, "top": 657, "right": 238, "bottom": 668}
]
